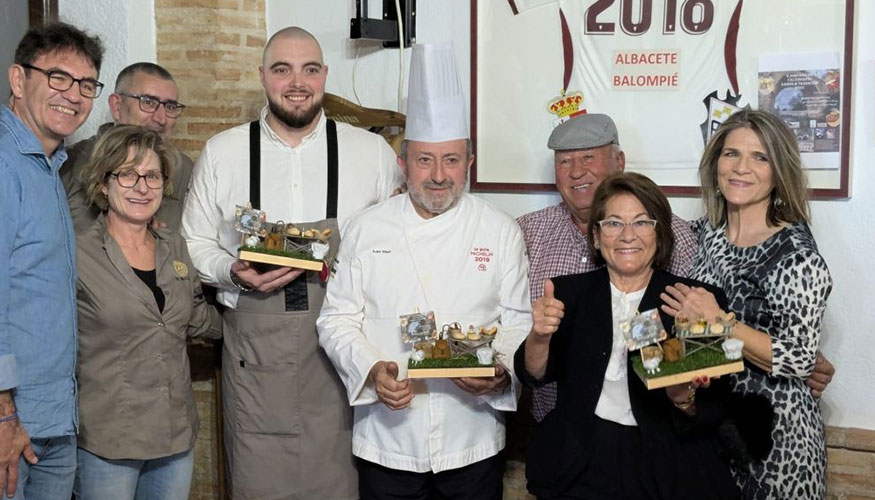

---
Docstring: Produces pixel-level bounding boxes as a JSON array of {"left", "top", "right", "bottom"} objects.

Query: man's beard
[
  {"left": 267, "top": 94, "right": 323, "bottom": 129},
  {"left": 408, "top": 178, "right": 464, "bottom": 216}
]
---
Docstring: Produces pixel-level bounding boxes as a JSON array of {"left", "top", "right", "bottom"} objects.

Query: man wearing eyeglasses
[
  {"left": 61, "top": 62, "right": 191, "bottom": 233},
  {"left": 0, "top": 22, "right": 103, "bottom": 500}
]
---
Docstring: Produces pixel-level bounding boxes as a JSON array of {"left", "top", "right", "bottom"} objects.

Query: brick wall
[
  {"left": 155, "top": 0, "right": 266, "bottom": 161},
  {"left": 190, "top": 379, "right": 220, "bottom": 500},
  {"left": 154, "top": 1, "right": 266, "bottom": 498},
  {"left": 827, "top": 426, "right": 875, "bottom": 499}
]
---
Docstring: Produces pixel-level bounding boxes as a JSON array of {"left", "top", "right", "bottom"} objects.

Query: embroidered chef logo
[
  {"left": 173, "top": 260, "right": 188, "bottom": 278},
  {"left": 471, "top": 247, "right": 492, "bottom": 272}
]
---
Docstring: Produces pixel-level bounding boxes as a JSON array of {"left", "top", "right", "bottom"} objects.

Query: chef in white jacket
[{"left": 316, "top": 43, "right": 531, "bottom": 500}]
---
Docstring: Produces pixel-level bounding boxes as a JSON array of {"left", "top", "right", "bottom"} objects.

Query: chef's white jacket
[
  {"left": 181, "top": 107, "right": 401, "bottom": 308},
  {"left": 317, "top": 193, "right": 532, "bottom": 473}
]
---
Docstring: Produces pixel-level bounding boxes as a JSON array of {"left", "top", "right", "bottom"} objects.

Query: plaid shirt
[{"left": 517, "top": 202, "right": 697, "bottom": 421}]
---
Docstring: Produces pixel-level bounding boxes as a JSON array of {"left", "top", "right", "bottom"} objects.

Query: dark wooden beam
[{"left": 28, "top": 0, "right": 58, "bottom": 26}]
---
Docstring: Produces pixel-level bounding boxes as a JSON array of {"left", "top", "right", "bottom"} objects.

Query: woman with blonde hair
[
  {"left": 73, "top": 125, "right": 220, "bottom": 499},
  {"left": 662, "top": 110, "right": 832, "bottom": 499}
]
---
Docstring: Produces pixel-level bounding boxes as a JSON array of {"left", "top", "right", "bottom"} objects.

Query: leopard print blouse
[{"left": 689, "top": 218, "right": 832, "bottom": 500}]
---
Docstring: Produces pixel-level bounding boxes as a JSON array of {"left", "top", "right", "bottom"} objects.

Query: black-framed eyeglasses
[
  {"left": 597, "top": 218, "right": 658, "bottom": 237},
  {"left": 117, "top": 93, "right": 186, "bottom": 118},
  {"left": 108, "top": 169, "right": 166, "bottom": 189},
  {"left": 20, "top": 63, "right": 104, "bottom": 98}
]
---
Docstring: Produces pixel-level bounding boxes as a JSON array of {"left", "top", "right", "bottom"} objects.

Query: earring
[{"left": 772, "top": 195, "right": 784, "bottom": 210}]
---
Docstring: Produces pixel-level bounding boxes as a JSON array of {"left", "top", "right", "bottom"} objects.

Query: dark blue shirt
[{"left": 0, "top": 106, "right": 77, "bottom": 438}]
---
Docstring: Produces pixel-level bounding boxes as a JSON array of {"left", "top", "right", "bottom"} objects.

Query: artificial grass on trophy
[
  {"left": 239, "top": 245, "right": 319, "bottom": 262},
  {"left": 632, "top": 346, "right": 738, "bottom": 380},
  {"left": 408, "top": 353, "right": 491, "bottom": 369}
]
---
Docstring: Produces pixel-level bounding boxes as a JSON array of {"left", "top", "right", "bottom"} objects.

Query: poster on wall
[
  {"left": 758, "top": 53, "right": 841, "bottom": 168},
  {"left": 471, "top": 0, "right": 855, "bottom": 197}
]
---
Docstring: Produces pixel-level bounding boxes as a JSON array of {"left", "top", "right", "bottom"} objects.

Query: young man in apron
[{"left": 181, "top": 27, "right": 401, "bottom": 499}]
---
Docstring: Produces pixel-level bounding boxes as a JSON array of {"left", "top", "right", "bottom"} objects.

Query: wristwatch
[{"left": 230, "top": 270, "right": 252, "bottom": 292}]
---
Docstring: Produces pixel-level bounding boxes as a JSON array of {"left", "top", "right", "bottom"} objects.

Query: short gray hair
[
  {"left": 399, "top": 139, "right": 472, "bottom": 161},
  {"left": 115, "top": 62, "right": 175, "bottom": 93}
]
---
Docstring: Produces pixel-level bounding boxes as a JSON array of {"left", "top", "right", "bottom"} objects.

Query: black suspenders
[
  {"left": 325, "top": 119, "right": 338, "bottom": 219},
  {"left": 247, "top": 118, "right": 338, "bottom": 217},
  {"left": 248, "top": 121, "right": 261, "bottom": 208},
  {"left": 247, "top": 118, "right": 339, "bottom": 310}
]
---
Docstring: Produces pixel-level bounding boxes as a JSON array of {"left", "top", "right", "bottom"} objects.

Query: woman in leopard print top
[{"left": 662, "top": 110, "right": 832, "bottom": 499}]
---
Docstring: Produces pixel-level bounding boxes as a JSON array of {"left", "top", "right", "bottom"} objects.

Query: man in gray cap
[
  {"left": 518, "top": 113, "right": 698, "bottom": 421},
  {"left": 517, "top": 113, "right": 834, "bottom": 421}
]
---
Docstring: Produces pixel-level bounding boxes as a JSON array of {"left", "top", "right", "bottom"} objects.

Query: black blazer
[{"left": 514, "top": 267, "right": 740, "bottom": 500}]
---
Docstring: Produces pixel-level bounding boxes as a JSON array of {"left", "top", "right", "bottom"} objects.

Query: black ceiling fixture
[{"left": 350, "top": 0, "right": 416, "bottom": 48}]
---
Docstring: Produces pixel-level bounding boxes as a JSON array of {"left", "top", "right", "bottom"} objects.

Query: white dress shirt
[
  {"left": 593, "top": 283, "right": 644, "bottom": 426},
  {"left": 181, "top": 107, "right": 401, "bottom": 308},
  {"left": 317, "top": 193, "right": 532, "bottom": 473}
]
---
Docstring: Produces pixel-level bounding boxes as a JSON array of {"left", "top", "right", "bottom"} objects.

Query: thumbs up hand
[{"left": 531, "top": 279, "right": 565, "bottom": 343}]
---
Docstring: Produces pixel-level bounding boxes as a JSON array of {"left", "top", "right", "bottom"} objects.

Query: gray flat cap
[{"left": 547, "top": 113, "right": 619, "bottom": 151}]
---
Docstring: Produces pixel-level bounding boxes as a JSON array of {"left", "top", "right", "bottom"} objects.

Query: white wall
[
  {"left": 58, "top": 0, "right": 155, "bottom": 144},
  {"left": 807, "top": 2, "right": 875, "bottom": 428},
  {"left": 269, "top": 0, "right": 875, "bottom": 429}
]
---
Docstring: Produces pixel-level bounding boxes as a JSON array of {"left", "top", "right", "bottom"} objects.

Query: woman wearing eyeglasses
[
  {"left": 661, "top": 110, "right": 832, "bottom": 499},
  {"left": 72, "top": 125, "right": 220, "bottom": 500},
  {"left": 515, "top": 173, "right": 746, "bottom": 500}
]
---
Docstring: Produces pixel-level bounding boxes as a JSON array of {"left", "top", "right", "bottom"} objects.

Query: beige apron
[{"left": 222, "top": 120, "right": 356, "bottom": 500}]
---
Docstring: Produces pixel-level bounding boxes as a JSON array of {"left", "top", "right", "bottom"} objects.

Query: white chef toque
[{"left": 405, "top": 42, "right": 468, "bottom": 142}]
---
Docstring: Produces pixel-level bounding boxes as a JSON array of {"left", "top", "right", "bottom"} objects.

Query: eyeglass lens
[
  {"left": 23, "top": 64, "right": 103, "bottom": 98},
  {"left": 599, "top": 220, "right": 656, "bottom": 236},
  {"left": 129, "top": 94, "right": 185, "bottom": 118},
  {"left": 114, "top": 170, "right": 164, "bottom": 189}
]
